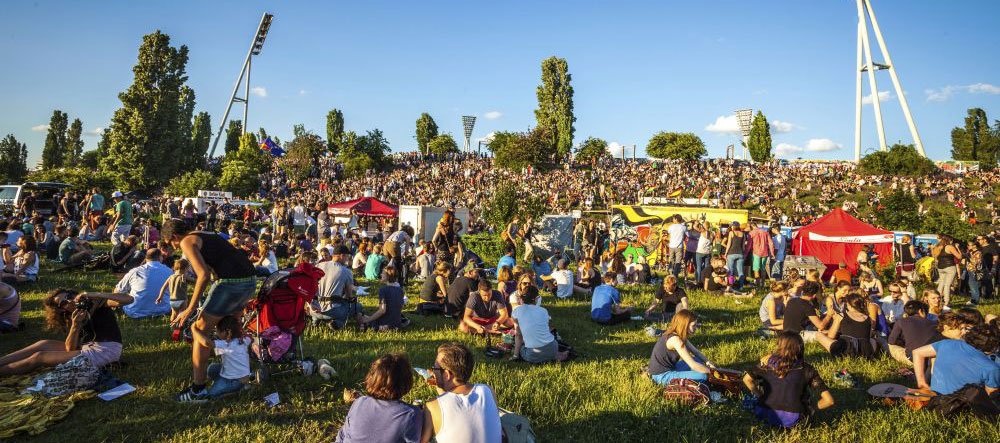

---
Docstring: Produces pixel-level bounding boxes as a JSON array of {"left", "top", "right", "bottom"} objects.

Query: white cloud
[
  {"left": 483, "top": 111, "right": 503, "bottom": 120},
  {"left": 705, "top": 115, "right": 741, "bottom": 134},
  {"left": 770, "top": 120, "right": 797, "bottom": 133},
  {"left": 775, "top": 143, "right": 803, "bottom": 156},
  {"left": 298, "top": 89, "right": 308, "bottom": 96},
  {"left": 607, "top": 141, "right": 625, "bottom": 157},
  {"left": 31, "top": 124, "right": 49, "bottom": 132},
  {"left": 85, "top": 127, "right": 104, "bottom": 137},
  {"left": 925, "top": 83, "right": 1000, "bottom": 102},
  {"left": 862, "top": 90, "right": 893, "bottom": 105},
  {"left": 250, "top": 86, "right": 267, "bottom": 97},
  {"left": 805, "top": 138, "right": 843, "bottom": 152},
  {"left": 476, "top": 132, "right": 496, "bottom": 144}
]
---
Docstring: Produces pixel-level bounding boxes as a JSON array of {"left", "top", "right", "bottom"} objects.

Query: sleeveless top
[
  {"left": 937, "top": 249, "right": 957, "bottom": 269},
  {"left": 190, "top": 232, "right": 254, "bottom": 279},
  {"left": 726, "top": 233, "right": 745, "bottom": 255},
  {"left": 835, "top": 314, "right": 875, "bottom": 358},
  {"left": 648, "top": 333, "right": 683, "bottom": 375},
  {"left": 758, "top": 294, "right": 785, "bottom": 324},
  {"left": 15, "top": 252, "right": 39, "bottom": 276},
  {"left": 435, "top": 384, "right": 502, "bottom": 443},
  {"left": 897, "top": 244, "right": 915, "bottom": 264},
  {"left": 420, "top": 276, "right": 442, "bottom": 301}
]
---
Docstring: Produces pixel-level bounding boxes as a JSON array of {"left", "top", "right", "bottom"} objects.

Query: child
[
  {"left": 190, "top": 315, "right": 251, "bottom": 399},
  {"left": 156, "top": 258, "right": 190, "bottom": 323}
]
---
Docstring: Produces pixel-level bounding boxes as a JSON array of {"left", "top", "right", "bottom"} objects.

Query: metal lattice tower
[
  {"left": 461, "top": 116, "right": 477, "bottom": 152},
  {"left": 735, "top": 109, "right": 753, "bottom": 160},
  {"left": 853, "top": 0, "right": 924, "bottom": 161}
]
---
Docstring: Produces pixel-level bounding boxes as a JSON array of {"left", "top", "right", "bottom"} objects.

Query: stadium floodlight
[
  {"left": 853, "top": 0, "right": 923, "bottom": 161},
  {"left": 209, "top": 12, "right": 275, "bottom": 159},
  {"left": 735, "top": 109, "right": 753, "bottom": 160},
  {"left": 462, "top": 116, "right": 477, "bottom": 152}
]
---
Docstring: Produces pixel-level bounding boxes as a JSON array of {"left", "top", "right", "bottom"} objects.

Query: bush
[
  {"left": 875, "top": 191, "right": 921, "bottom": 232},
  {"left": 488, "top": 128, "right": 557, "bottom": 171},
  {"left": 645, "top": 132, "right": 706, "bottom": 160},
  {"left": 26, "top": 167, "right": 116, "bottom": 193},
  {"left": 165, "top": 170, "right": 217, "bottom": 198},
  {"left": 859, "top": 143, "right": 937, "bottom": 176},
  {"left": 427, "top": 134, "right": 459, "bottom": 155},
  {"left": 921, "top": 209, "right": 974, "bottom": 242},
  {"left": 481, "top": 181, "right": 547, "bottom": 231},
  {"left": 575, "top": 136, "right": 611, "bottom": 164},
  {"left": 462, "top": 233, "right": 506, "bottom": 267}
]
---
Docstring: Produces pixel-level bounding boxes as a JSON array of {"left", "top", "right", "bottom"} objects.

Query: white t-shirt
[
  {"left": 214, "top": 338, "right": 251, "bottom": 380},
  {"left": 667, "top": 223, "right": 687, "bottom": 249},
  {"left": 551, "top": 269, "right": 574, "bottom": 299},
  {"left": 696, "top": 233, "right": 712, "bottom": 254},
  {"left": 260, "top": 251, "right": 279, "bottom": 273},
  {"left": 512, "top": 304, "right": 554, "bottom": 349},
  {"left": 435, "top": 384, "right": 502, "bottom": 443},
  {"left": 292, "top": 205, "right": 306, "bottom": 226}
]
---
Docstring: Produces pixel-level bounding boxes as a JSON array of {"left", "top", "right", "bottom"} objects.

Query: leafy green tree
[
  {"left": 64, "top": 118, "right": 84, "bottom": 165},
  {"left": 746, "top": 111, "right": 773, "bottom": 163},
  {"left": 26, "top": 167, "right": 116, "bottom": 193},
  {"left": 97, "top": 125, "right": 111, "bottom": 158},
  {"left": 921, "top": 208, "right": 974, "bottom": 242},
  {"left": 189, "top": 111, "right": 212, "bottom": 170},
  {"left": 0, "top": 134, "right": 29, "bottom": 184},
  {"left": 102, "top": 31, "right": 192, "bottom": 190},
  {"left": 427, "top": 134, "right": 458, "bottom": 155},
  {"left": 357, "top": 129, "right": 391, "bottom": 168},
  {"left": 219, "top": 133, "right": 268, "bottom": 197},
  {"left": 645, "top": 132, "right": 706, "bottom": 160},
  {"left": 950, "top": 108, "right": 998, "bottom": 162},
  {"left": 859, "top": 143, "right": 937, "bottom": 176},
  {"left": 488, "top": 128, "right": 558, "bottom": 170},
  {"left": 80, "top": 150, "right": 100, "bottom": 170},
  {"left": 535, "top": 56, "right": 575, "bottom": 159},
  {"left": 481, "top": 181, "right": 547, "bottom": 231},
  {"left": 224, "top": 120, "right": 243, "bottom": 155},
  {"left": 42, "top": 110, "right": 68, "bottom": 170},
  {"left": 174, "top": 86, "right": 196, "bottom": 172},
  {"left": 326, "top": 109, "right": 344, "bottom": 155},
  {"left": 283, "top": 126, "right": 326, "bottom": 182},
  {"left": 165, "top": 170, "right": 217, "bottom": 198},
  {"left": 574, "top": 136, "right": 610, "bottom": 164},
  {"left": 874, "top": 190, "right": 921, "bottom": 231},
  {"left": 415, "top": 113, "right": 439, "bottom": 154}
]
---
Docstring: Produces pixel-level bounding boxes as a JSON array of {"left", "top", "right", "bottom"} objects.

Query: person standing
[
  {"left": 108, "top": 191, "right": 133, "bottom": 246},
  {"left": 770, "top": 226, "right": 788, "bottom": 281},
  {"left": 666, "top": 215, "right": 687, "bottom": 278},
  {"left": 750, "top": 223, "right": 775, "bottom": 289},
  {"left": 896, "top": 235, "right": 917, "bottom": 280},
  {"left": 162, "top": 219, "right": 256, "bottom": 403},
  {"left": 932, "top": 236, "right": 963, "bottom": 307}
]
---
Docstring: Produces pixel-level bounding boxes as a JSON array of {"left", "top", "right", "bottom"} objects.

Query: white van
[{"left": 0, "top": 182, "right": 71, "bottom": 216}]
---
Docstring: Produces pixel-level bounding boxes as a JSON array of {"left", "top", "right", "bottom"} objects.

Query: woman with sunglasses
[{"left": 0, "top": 288, "right": 132, "bottom": 375}]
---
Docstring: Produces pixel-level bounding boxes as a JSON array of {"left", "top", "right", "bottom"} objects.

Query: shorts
[
  {"left": 170, "top": 300, "right": 188, "bottom": 310},
  {"left": 207, "top": 362, "right": 245, "bottom": 398},
  {"left": 592, "top": 311, "right": 630, "bottom": 326},
  {"left": 520, "top": 339, "right": 558, "bottom": 364},
  {"left": 80, "top": 341, "right": 123, "bottom": 368},
  {"left": 752, "top": 255, "right": 767, "bottom": 272},
  {"left": 470, "top": 316, "right": 499, "bottom": 329},
  {"left": 202, "top": 279, "right": 256, "bottom": 317}
]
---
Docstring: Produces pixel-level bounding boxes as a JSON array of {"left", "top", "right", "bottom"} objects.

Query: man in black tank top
[{"left": 162, "top": 219, "right": 256, "bottom": 402}]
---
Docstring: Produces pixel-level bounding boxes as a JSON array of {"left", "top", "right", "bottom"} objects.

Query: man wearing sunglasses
[
  {"left": 0, "top": 289, "right": 132, "bottom": 376},
  {"left": 421, "top": 343, "right": 502, "bottom": 443}
]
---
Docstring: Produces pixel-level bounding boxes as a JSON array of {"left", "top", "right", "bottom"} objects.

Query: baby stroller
[{"left": 243, "top": 262, "right": 324, "bottom": 383}]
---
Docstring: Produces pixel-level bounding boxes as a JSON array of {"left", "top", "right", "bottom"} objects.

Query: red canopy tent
[
  {"left": 791, "top": 208, "right": 893, "bottom": 276},
  {"left": 327, "top": 197, "right": 398, "bottom": 217}
]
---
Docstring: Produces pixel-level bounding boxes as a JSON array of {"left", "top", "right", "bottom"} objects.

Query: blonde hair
[
  {"left": 497, "top": 265, "right": 513, "bottom": 282},
  {"left": 663, "top": 309, "right": 698, "bottom": 342}
]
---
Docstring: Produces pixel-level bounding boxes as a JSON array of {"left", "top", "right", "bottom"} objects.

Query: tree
[
  {"left": 950, "top": 108, "right": 998, "bottom": 163},
  {"left": 859, "top": 143, "right": 937, "bottom": 176},
  {"left": 174, "top": 86, "right": 196, "bottom": 172},
  {"left": 574, "top": 136, "right": 611, "bottom": 164},
  {"left": 41, "top": 110, "right": 68, "bottom": 170},
  {"left": 534, "top": 56, "right": 575, "bottom": 159},
  {"left": 481, "top": 181, "right": 548, "bottom": 231},
  {"left": 165, "top": 170, "right": 217, "bottom": 198},
  {"left": 224, "top": 120, "right": 243, "bottom": 155},
  {"left": 64, "top": 118, "right": 84, "bottom": 165},
  {"left": 219, "top": 132, "right": 269, "bottom": 197},
  {"left": 645, "top": 132, "right": 706, "bottom": 160},
  {"left": 0, "top": 134, "right": 29, "bottom": 184},
  {"left": 189, "top": 111, "right": 212, "bottom": 170},
  {"left": 415, "top": 113, "right": 439, "bottom": 154},
  {"left": 922, "top": 208, "right": 974, "bottom": 242},
  {"left": 874, "top": 190, "right": 921, "bottom": 232},
  {"left": 101, "top": 31, "right": 192, "bottom": 190},
  {"left": 488, "top": 127, "right": 558, "bottom": 171},
  {"left": 426, "top": 134, "right": 458, "bottom": 155},
  {"left": 326, "top": 109, "right": 344, "bottom": 155},
  {"left": 283, "top": 126, "right": 326, "bottom": 182},
  {"left": 746, "top": 111, "right": 773, "bottom": 163},
  {"left": 80, "top": 150, "right": 100, "bottom": 170}
]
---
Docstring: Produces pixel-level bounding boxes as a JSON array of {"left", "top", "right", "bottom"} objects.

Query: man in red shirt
[{"left": 749, "top": 223, "right": 775, "bottom": 289}]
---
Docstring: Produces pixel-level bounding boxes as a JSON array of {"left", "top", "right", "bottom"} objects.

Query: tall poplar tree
[
  {"left": 415, "top": 113, "right": 439, "bottom": 154},
  {"left": 326, "top": 109, "right": 344, "bottom": 155},
  {"left": 0, "top": 134, "right": 29, "bottom": 183},
  {"left": 746, "top": 111, "right": 773, "bottom": 163},
  {"left": 951, "top": 108, "right": 998, "bottom": 162},
  {"left": 41, "top": 110, "right": 68, "bottom": 170},
  {"left": 189, "top": 112, "right": 212, "bottom": 169},
  {"left": 534, "top": 56, "right": 575, "bottom": 159},
  {"left": 65, "top": 118, "right": 84, "bottom": 165}
]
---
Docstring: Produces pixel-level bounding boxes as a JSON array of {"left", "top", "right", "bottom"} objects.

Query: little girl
[
  {"left": 156, "top": 259, "right": 190, "bottom": 323},
  {"left": 190, "top": 315, "right": 251, "bottom": 399}
]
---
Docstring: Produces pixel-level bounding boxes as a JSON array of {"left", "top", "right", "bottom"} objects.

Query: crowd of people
[{"left": 1, "top": 155, "right": 999, "bottom": 440}]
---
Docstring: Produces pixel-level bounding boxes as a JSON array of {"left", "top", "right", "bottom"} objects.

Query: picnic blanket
[{"left": 0, "top": 373, "right": 95, "bottom": 439}]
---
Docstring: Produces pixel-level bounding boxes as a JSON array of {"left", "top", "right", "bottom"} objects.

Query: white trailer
[{"left": 398, "top": 205, "right": 470, "bottom": 242}]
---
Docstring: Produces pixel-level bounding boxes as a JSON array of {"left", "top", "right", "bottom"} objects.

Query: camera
[{"left": 75, "top": 297, "right": 94, "bottom": 312}]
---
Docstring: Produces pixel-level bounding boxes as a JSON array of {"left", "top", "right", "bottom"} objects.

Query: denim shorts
[
  {"left": 202, "top": 279, "right": 256, "bottom": 317},
  {"left": 311, "top": 301, "right": 363, "bottom": 329},
  {"left": 207, "top": 362, "right": 245, "bottom": 398}
]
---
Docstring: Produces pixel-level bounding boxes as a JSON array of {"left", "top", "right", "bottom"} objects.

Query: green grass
[{"left": 4, "top": 254, "right": 1000, "bottom": 443}]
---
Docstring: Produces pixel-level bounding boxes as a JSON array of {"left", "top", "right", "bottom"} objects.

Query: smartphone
[{"left": 413, "top": 367, "right": 431, "bottom": 380}]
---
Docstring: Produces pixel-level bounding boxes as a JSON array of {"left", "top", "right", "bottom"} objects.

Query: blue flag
[{"left": 261, "top": 137, "right": 285, "bottom": 157}]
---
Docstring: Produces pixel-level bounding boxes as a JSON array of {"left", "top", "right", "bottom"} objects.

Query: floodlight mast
[
  {"left": 462, "top": 116, "right": 477, "bottom": 152},
  {"left": 208, "top": 12, "right": 273, "bottom": 159}
]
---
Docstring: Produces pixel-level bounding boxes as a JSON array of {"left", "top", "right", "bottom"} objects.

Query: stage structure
[
  {"left": 853, "top": 0, "right": 924, "bottom": 161},
  {"left": 208, "top": 12, "right": 274, "bottom": 158},
  {"left": 735, "top": 109, "right": 753, "bottom": 161},
  {"left": 462, "top": 116, "right": 477, "bottom": 152}
]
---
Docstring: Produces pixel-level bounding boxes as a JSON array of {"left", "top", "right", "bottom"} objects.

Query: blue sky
[{"left": 2, "top": 0, "right": 998, "bottom": 164}]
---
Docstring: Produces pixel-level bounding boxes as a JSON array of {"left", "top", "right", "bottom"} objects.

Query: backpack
[
  {"left": 924, "top": 384, "right": 1000, "bottom": 419},
  {"left": 662, "top": 378, "right": 711, "bottom": 406},
  {"left": 499, "top": 408, "right": 536, "bottom": 443}
]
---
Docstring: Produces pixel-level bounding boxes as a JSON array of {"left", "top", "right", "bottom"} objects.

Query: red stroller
[{"left": 243, "top": 262, "right": 324, "bottom": 382}]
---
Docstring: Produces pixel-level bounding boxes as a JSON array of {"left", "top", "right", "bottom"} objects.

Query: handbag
[{"left": 662, "top": 378, "right": 711, "bottom": 406}]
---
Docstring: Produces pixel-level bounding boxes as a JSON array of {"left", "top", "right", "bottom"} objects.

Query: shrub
[
  {"left": 165, "top": 170, "right": 217, "bottom": 198},
  {"left": 859, "top": 143, "right": 937, "bottom": 176}
]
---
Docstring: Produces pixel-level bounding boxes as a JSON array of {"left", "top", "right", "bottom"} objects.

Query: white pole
[
  {"left": 863, "top": 0, "right": 926, "bottom": 157},
  {"left": 857, "top": 0, "right": 887, "bottom": 152},
  {"left": 243, "top": 57, "right": 251, "bottom": 135},
  {"left": 854, "top": 17, "right": 864, "bottom": 161}
]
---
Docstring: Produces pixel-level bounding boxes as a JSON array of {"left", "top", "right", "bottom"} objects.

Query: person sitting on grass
[
  {"left": 1, "top": 235, "right": 39, "bottom": 284},
  {"left": 496, "top": 248, "right": 516, "bottom": 274},
  {"left": 496, "top": 265, "right": 516, "bottom": 299},
  {"left": 116, "top": 248, "right": 173, "bottom": 319},
  {"left": 922, "top": 289, "right": 950, "bottom": 321},
  {"left": 0, "top": 289, "right": 132, "bottom": 375},
  {"left": 540, "top": 258, "right": 591, "bottom": 300},
  {"left": 821, "top": 293, "right": 879, "bottom": 358},
  {"left": 644, "top": 275, "right": 688, "bottom": 323},
  {"left": 57, "top": 226, "right": 93, "bottom": 267},
  {"left": 189, "top": 315, "right": 250, "bottom": 400},
  {"left": 337, "top": 353, "right": 423, "bottom": 443},
  {"left": 887, "top": 300, "right": 942, "bottom": 366},
  {"left": 590, "top": 272, "right": 632, "bottom": 326},
  {"left": 361, "top": 267, "right": 410, "bottom": 331},
  {"left": 576, "top": 257, "right": 601, "bottom": 292},
  {"left": 446, "top": 262, "right": 480, "bottom": 318},
  {"left": 879, "top": 283, "right": 910, "bottom": 327},
  {"left": 364, "top": 242, "right": 388, "bottom": 280},
  {"left": 913, "top": 320, "right": 1000, "bottom": 395},
  {"left": 511, "top": 286, "right": 567, "bottom": 364},
  {"left": 781, "top": 281, "right": 831, "bottom": 344},
  {"left": 0, "top": 281, "right": 21, "bottom": 333},
  {"left": 509, "top": 273, "right": 541, "bottom": 310},
  {"left": 460, "top": 280, "right": 512, "bottom": 335},
  {"left": 109, "top": 234, "right": 142, "bottom": 273},
  {"left": 758, "top": 281, "right": 789, "bottom": 333},
  {"left": 858, "top": 272, "right": 884, "bottom": 300},
  {"left": 646, "top": 309, "right": 716, "bottom": 385},
  {"left": 742, "top": 331, "right": 834, "bottom": 428},
  {"left": 531, "top": 255, "right": 554, "bottom": 292},
  {"left": 703, "top": 256, "right": 730, "bottom": 293},
  {"left": 418, "top": 261, "right": 450, "bottom": 315},
  {"left": 421, "top": 342, "right": 502, "bottom": 443},
  {"left": 156, "top": 258, "right": 192, "bottom": 324}
]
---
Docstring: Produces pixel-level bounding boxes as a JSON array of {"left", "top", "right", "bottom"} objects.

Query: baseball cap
[{"left": 112, "top": 191, "right": 124, "bottom": 198}]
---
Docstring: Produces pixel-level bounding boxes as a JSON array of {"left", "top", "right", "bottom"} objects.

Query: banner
[
  {"left": 807, "top": 232, "right": 894, "bottom": 243},
  {"left": 197, "top": 190, "right": 232, "bottom": 199},
  {"left": 609, "top": 205, "right": 749, "bottom": 265}
]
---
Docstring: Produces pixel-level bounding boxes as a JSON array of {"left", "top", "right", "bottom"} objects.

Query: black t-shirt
[
  {"left": 191, "top": 232, "right": 254, "bottom": 279},
  {"left": 654, "top": 287, "right": 686, "bottom": 314},
  {"left": 80, "top": 306, "right": 122, "bottom": 344},
  {"left": 750, "top": 361, "right": 827, "bottom": 413},
  {"left": 465, "top": 290, "right": 505, "bottom": 319},
  {"left": 374, "top": 285, "right": 404, "bottom": 328},
  {"left": 981, "top": 243, "right": 999, "bottom": 270},
  {"left": 446, "top": 276, "right": 477, "bottom": 307},
  {"left": 887, "top": 316, "right": 942, "bottom": 357},
  {"left": 782, "top": 297, "right": 818, "bottom": 334}
]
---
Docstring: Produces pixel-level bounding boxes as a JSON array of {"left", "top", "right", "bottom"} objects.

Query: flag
[
  {"left": 668, "top": 188, "right": 683, "bottom": 198},
  {"left": 260, "top": 137, "right": 285, "bottom": 157},
  {"left": 699, "top": 188, "right": 710, "bottom": 200}
]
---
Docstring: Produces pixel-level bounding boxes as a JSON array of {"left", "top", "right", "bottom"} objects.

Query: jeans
[
  {"left": 771, "top": 259, "right": 785, "bottom": 280},
  {"left": 207, "top": 362, "right": 244, "bottom": 398},
  {"left": 668, "top": 248, "right": 684, "bottom": 277},
  {"left": 311, "top": 301, "right": 363, "bottom": 329},
  {"left": 726, "top": 254, "right": 745, "bottom": 290},
  {"left": 967, "top": 273, "right": 982, "bottom": 304},
  {"left": 694, "top": 253, "right": 710, "bottom": 283},
  {"left": 936, "top": 266, "right": 958, "bottom": 306},
  {"left": 650, "top": 360, "right": 708, "bottom": 385}
]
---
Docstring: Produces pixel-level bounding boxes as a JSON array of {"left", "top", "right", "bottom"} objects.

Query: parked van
[{"left": 0, "top": 182, "right": 71, "bottom": 216}]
